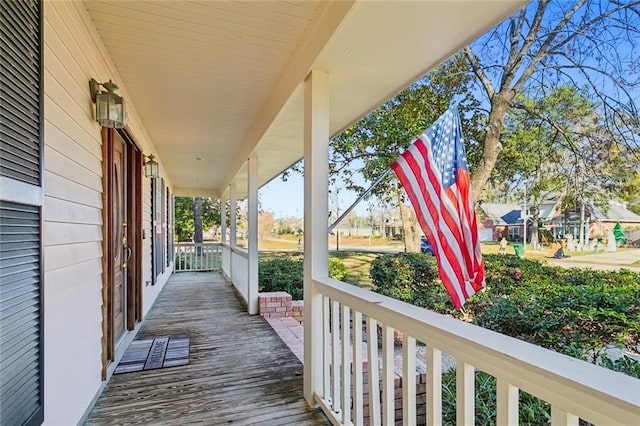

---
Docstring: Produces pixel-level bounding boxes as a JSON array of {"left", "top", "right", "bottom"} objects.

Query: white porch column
[
  {"left": 247, "top": 157, "right": 259, "bottom": 315},
  {"left": 221, "top": 191, "right": 227, "bottom": 245},
  {"left": 229, "top": 182, "right": 237, "bottom": 248},
  {"left": 303, "top": 69, "right": 329, "bottom": 405}
]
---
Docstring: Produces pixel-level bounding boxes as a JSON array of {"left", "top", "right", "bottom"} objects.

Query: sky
[{"left": 259, "top": 171, "right": 374, "bottom": 220}]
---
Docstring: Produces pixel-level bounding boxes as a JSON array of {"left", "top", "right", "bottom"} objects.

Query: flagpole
[{"left": 328, "top": 168, "right": 392, "bottom": 233}]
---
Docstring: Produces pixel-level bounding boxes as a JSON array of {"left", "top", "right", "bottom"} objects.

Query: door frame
[{"left": 101, "top": 128, "right": 143, "bottom": 378}]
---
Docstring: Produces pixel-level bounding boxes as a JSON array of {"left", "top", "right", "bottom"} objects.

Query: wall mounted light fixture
[
  {"left": 144, "top": 154, "right": 159, "bottom": 179},
  {"left": 89, "top": 78, "right": 126, "bottom": 129}
]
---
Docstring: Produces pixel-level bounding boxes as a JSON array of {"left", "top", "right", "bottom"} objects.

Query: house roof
[
  {"left": 538, "top": 196, "right": 561, "bottom": 221},
  {"left": 479, "top": 203, "right": 522, "bottom": 226},
  {"left": 589, "top": 201, "right": 640, "bottom": 223},
  {"left": 84, "top": 0, "right": 525, "bottom": 197}
]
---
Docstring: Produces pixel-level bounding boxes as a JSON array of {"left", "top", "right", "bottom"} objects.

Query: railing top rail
[
  {"left": 314, "top": 277, "right": 640, "bottom": 425},
  {"left": 230, "top": 246, "right": 249, "bottom": 257},
  {"left": 175, "top": 242, "right": 222, "bottom": 247}
]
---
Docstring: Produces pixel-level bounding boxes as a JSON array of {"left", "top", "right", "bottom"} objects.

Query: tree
[
  {"left": 174, "top": 197, "right": 221, "bottom": 242},
  {"left": 497, "top": 86, "right": 597, "bottom": 246},
  {"left": 465, "top": 0, "right": 640, "bottom": 198},
  {"left": 330, "top": 54, "right": 479, "bottom": 251},
  {"left": 194, "top": 197, "right": 203, "bottom": 245},
  {"left": 496, "top": 85, "right": 640, "bottom": 246},
  {"left": 258, "top": 211, "right": 275, "bottom": 240}
]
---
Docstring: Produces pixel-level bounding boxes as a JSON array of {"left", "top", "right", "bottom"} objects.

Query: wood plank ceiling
[{"left": 84, "top": 0, "right": 525, "bottom": 197}]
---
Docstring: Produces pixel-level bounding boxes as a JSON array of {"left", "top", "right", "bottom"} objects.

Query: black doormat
[{"left": 114, "top": 336, "right": 190, "bottom": 375}]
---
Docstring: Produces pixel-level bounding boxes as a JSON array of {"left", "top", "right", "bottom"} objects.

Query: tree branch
[{"left": 464, "top": 46, "right": 495, "bottom": 98}]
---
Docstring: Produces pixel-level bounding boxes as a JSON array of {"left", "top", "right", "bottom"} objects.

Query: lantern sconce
[
  {"left": 89, "top": 78, "right": 127, "bottom": 129},
  {"left": 144, "top": 154, "right": 159, "bottom": 179}
]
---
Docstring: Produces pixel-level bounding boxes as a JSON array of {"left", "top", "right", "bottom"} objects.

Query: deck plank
[{"left": 85, "top": 272, "right": 328, "bottom": 425}]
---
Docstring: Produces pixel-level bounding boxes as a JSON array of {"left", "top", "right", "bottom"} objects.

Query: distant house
[
  {"left": 476, "top": 203, "right": 524, "bottom": 241},
  {"left": 478, "top": 196, "right": 640, "bottom": 244},
  {"left": 588, "top": 201, "right": 640, "bottom": 237},
  {"left": 542, "top": 197, "right": 640, "bottom": 241}
]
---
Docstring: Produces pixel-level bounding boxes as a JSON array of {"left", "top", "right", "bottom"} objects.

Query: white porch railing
[
  {"left": 311, "top": 277, "right": 640, "bottom": 426},
  {"left": 221, "top": 243, "right": 231, "bottom": 277},
  {"left": 230, "top": 246, "right": 249, "bottom": 304},
  {"left": 174, "top": 243, "right": 221, "bottom": 272}
]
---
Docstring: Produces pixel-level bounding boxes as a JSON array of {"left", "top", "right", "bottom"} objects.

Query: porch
[{"left": 85, "top": 272, "right": 328, "bottom": 425}]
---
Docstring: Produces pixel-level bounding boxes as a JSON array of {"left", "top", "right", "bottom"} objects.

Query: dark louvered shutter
[
  {"left": 0, "top": 0, "right": 41, "bottom": 185},
  {"left": 0, "top": 1, "right": 44, "bottom": 425},
  {"left": 0, "top": 202, "right": 42, "bottom": 425}
]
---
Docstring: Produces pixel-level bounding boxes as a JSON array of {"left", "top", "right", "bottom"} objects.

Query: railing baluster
[
  {"left": 382, "top": 324, "right": 394, "bottom": 426},
  {"left": 402, "top": 335, "right": 416, "bottom": 426},
  {"left": 353, "top": 311, "right": 364, "bottom": 426},
  {"left": 497, "top": 378, "right": 519, "bottom": 426},
  {"left": 204, "top": 244, "right": 208, "bottom": 270},
  {"left": 323, "top": 296, "right": 331, "bottom": 401},
  {"left": 341, "top": 305, "right": 351, "bottom": 425},
  {"left": 367, "top": 317, "right": 381, "bottom": 426},
  {"left": 551, "top": 406, "right": 579, "bottom": 426},
  {"left": 426, "top": 346, "right": 442, "bottom": 426},
  {"left": 332, "top": 300, "right": 341, "bottom": 414},
  {"left": 456, "top": 361, "right": 475, "bottom": 426}
]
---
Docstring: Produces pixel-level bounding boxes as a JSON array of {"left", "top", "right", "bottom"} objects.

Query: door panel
[{"left": 112, "top": 133, "right": 126, "bottom": 342}]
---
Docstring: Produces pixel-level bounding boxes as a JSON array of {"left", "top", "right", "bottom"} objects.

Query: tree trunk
[
  {"left": 530, "top": 207, "right": 540, "bottom": 248},
  {"left": 398, "top": 201, "right": 421, "bottom": 252},
  {"left": 579, "top": 201, "right": 586, "bottom": 247},
  {"left": 194, "top": 197, "right": 203, "bottom": 253},
  {"left": 470, "top": 93, "right": 515, "bottom": 200}
]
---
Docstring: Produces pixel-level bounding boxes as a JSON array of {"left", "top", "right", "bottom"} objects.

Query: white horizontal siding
[
  {"left": 43, "top": 1, "right": 172, "bottom": 425},
  {"left": 44, "top": 241, "right": 103, "bottom": 273},
  {"left": 44, "top": 171, "right": 102, "bottom": 208},
  {"left": 44, "top": 146, "right": 102, "bottom": 192},
  {"left": 44, "top": 196, "right": 103, "bottom": 226},
  {"left": 44, "top": 258, "right": 103, "bottom": 298}
]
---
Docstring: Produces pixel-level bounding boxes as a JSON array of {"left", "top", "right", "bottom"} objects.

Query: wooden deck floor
[{"left": 85, "top": 272, "right": 328, "bottom": 425}]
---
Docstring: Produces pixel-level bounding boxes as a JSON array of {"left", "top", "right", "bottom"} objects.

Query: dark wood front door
[
  {"left": 112, "top": 133, "right": 127, "bottom": 342},
  {"left": 102, "top": 128, "right": 143, "bottom": 376}
]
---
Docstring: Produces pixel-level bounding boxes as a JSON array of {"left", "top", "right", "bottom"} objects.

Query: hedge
[
  {"left": 258, "top": 257, "right": 347, "bottom": 300},
  {"left": 370, "top": 253, "right": 640, "bottom": 377}
]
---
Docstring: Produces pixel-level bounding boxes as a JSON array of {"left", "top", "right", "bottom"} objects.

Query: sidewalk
[{"left": 545, "top": 248, "right": 640, "bottom": 271}]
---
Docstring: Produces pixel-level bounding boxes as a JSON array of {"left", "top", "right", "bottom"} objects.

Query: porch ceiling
[{"left": 84, "top": 0, "right": 525, "bottom": 198}]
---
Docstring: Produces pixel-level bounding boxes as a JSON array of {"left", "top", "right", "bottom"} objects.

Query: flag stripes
[{"left": 391, "top": 108, "right": 484, "bottom": 309}]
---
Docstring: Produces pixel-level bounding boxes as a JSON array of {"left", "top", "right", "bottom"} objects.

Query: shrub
[
  {"left": 258, "top": 256, "right": 349, "bottom": 300},
  {"left": 369, "top": 253, "right": 447, "bottom": 308},
  {"left": 329, "top": 257, "right": 347, "bottom": 281},
  {"left": 369, "top": 253, "right": 640, "bottom": 377},
  {"left": 258, "top": 258, "right": 304, "bottom": 300},
  {"left": 371, "top": 252, "right": 639, "bottom": 423}
]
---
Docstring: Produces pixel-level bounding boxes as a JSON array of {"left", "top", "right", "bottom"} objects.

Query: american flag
[{"left": 391, "top": 107, "right": 485, "bottom": 309}]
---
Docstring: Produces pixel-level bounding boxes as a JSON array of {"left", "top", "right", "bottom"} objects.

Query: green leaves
[
  {"left": 174, "top": 197, "right": 221, "bottom": 242},
  {"left": 369, "top": 253, "right": 640, "bottom": 378},
  {"left": 258, "top": 257, "right": 348, "bottom": 300},
  {"left": 330, "top": 54, "right": 480, "bottom": 200}
]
